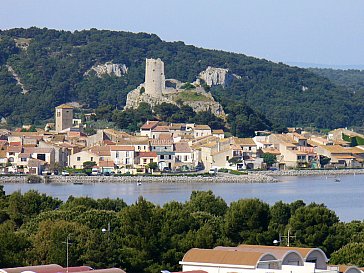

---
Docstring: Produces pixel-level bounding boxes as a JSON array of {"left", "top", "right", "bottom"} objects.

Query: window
[
  {"left": 57, "top": 111, "right": 61, "bottom": 117},
  {"left": 9, "top": 152, "right": 15, "bottom": 156},
  {"left": 160, "top": 155, "right": 164, "bottom": 159},
  {"left": 37, "top": 154, "right": 46, "bottom": 161},
  {"left": 138, "top": 146, "right": 141, "bottom": 150},
  {"left": 126, "top": 151, "right": 129, "bottom": 157},
  {"left": 184, "top": 155, "right": 188, "bottom": 161},
  {"left": 143, "top": 159, "right": 147, "bottom": 163},
  {"left": 115, "top": 152, "right": 119, "bottom": 158},
  {"left": 169, "top": 155, "right": 172, "bottom": 159},
  {"left": 77, "top": 157, "right": 81, "bottom": 161},
  {"left": 90, "top": 157, "right": 94, "bottom": 161},
  {"left": 21, "top": 158, "right": 27, "bottom": 162},
  {"left": 226, "top": 156, "right": 230, "bottom": 161}
]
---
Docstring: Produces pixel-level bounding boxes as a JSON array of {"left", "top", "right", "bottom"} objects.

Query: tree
[
  {"left": 223, "top": 198, "right": 270, "bottom": 244},
  {"left": 186, "top": 190, "right": 228, "bottom": 217},
  {"left": 288, "top": 203, "right": 339, "bottom": 251},
  {"left": 263, "top": 153, "right": 277, "bottom": 168},
  {"left": 83, "top": 161, "right": 96, "bottom": 174},
  {"left": 146, "top": 162, "right": 158, "bottom": 172},
  {"left": 28, "top": 220, "right": 92, "bottom": 266},
  {"left": 329, "top": 242, "right": 364, "bottom": 267},
  {"left": 0, "top": 221, "right": 30, "bottom": 267}
]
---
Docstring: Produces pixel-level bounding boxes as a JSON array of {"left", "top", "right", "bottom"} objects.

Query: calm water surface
[{"left": 2, "top": 174, "right": 364, "bottom": 222}]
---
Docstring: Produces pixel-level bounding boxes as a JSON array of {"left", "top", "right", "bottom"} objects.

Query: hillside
[{"left": 0, "top": 27, "right": 363, "bottom": 130}]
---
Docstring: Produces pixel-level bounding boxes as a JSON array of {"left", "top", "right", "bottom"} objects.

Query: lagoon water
[{"left": 2, "top": 174, "right": 364, "bottom": 222}]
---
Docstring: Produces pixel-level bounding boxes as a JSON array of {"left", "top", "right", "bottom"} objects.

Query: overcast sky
[{"left": 1, "top": 0, "right": 364, "bottom": 68}]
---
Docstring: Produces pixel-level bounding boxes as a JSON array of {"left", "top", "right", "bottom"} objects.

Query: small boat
[
  {"left": 137, "top": 181, "right": 142, "bottom": 186},
  {"left": 334, "top": 177, "right": 341, "bottom": 182},
  {"left": 73, "top": 182, "right": 84, "bottom": 185}
]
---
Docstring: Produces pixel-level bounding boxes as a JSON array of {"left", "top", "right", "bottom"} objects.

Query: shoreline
[
  {"left": 0, "top": 169, "right": 363, "bottom": 184},
  {"left": 0, "top": 173, "right": 277, "bottom": 184},
  {"left": 256, "top": 168, "right": 364, "bottom": 176}
]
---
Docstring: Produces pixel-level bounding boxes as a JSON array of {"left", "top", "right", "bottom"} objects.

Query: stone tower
[
  {"left": 145, "top": 58, "right": 165, "bottom": 97},
  {"left": 55, "top": 104, "right": 74, "bottom": 132}
]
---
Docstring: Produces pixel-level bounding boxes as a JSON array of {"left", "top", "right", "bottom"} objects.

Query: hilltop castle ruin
[{"left": 125, "top": 58, "right": 232, "bottom": 117}]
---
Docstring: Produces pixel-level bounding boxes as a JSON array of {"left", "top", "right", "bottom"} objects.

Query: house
[
  {"left": 179, "top": 245, "right": 352, "bottom": 273},
  {"left": 200, "top": 138, "right": 233, "bottom": 170},
  {"left": 110, "top": 145, "right": 135, "bottom": 168},
  {"left": 151, "top": 125, "right": 170, "bottom": 139},
  {"left": 27, "top": 158, "right": 47, "bottom": 175},
  {"left": 174, "top": 142, "right": 194, "bottom": 171},
  {"left": 193, "top": 125, "right": 212, "bottom": 138},
  {"left": 135, "top": 151, "right": 158, "bottom": 171},
  {"left": 150, "top": 138, "right": 175, "bottom": 170},
  {"left": 69, "top": 150, "right": 100, "bottom": 169},
  {"left": 99, "top": 160, "right": 115, "bottom": 174},
  {"left": 212, "top": 129, "right": 224, "bottom": 139},
  {"left": 117, "top": 136, "right": 150, "bottom": 152},
  {"left": 140, "top": 120, "right": 159, "bottom": 138},
  {"left": 316, "top": 145, "right": 364, "bottom": 168}
]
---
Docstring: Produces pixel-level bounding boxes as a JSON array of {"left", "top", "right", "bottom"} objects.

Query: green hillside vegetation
[
  {"left": 0, "top": 27, "right": 363, "bottom": 130},
  {"left": 174, "top": 91, "right": 210, "bottom": 102},
  {"left": 0, "top": 187, "right": 363, "bottom": 272}
]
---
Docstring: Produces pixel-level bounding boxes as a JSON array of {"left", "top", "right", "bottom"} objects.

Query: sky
[{"left": 1, "top": 0, "right": 364, "bottom": 68}]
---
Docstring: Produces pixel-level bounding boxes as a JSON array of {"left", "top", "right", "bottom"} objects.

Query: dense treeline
[
  {"left": 0, "top": 186, "right": 363, "bottom": 272},
  {"left": 0, "top": 27, "right": 363, "bottom": 129}
]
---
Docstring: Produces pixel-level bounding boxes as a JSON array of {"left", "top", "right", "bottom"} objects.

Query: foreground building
[{"left": 180, "top": 245, "right": 363, "bottom": 273}]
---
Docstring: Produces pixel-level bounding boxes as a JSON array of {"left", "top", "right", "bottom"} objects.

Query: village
[{"left": 1, "top": 101, "right": 364, "bottom": 176}]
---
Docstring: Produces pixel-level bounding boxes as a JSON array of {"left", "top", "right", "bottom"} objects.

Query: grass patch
[{"left": 176, "top": 91, "right": 211, "bottom": 102}]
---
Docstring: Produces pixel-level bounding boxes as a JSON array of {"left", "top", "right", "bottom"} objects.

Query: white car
[{"left": 61, "top": 171, "right": 70, "bottom": 176}]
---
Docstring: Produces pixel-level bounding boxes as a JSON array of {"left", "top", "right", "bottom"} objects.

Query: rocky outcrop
[
  {"left": 6, "top": 65, "right": 29, "bottom": 94},
  {"left": 85, "top": 62, "right": 128, "bottom": 77},
  {"left": 199, "top": 66, "right": 241, "bottom": 87},
  {"left": 125, "top": 84, "right": 226, "bottom": 117}
]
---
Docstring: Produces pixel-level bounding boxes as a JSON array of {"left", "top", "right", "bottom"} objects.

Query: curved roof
[
  {"left": 182, "top": 248, "right": 277, "bottom": 268},
  {"left": 0, "top": 264, "right": 64, "bottom": 273},
  {"left": 237, "top": 244, "right": 328, "bottom": 262},
  {"left": 338, "top": 265, "right": 363, "bottom": 273},
  {"left": 215, "top": 246, "right": 304, "bottom": 266}
]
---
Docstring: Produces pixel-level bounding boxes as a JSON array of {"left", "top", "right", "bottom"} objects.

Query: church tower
[
  {"left": 145, "top": 58, "right": 165, "bottom": 97},
  {"left": 55, "top": 104, "right": 74, "bottom": 132}
]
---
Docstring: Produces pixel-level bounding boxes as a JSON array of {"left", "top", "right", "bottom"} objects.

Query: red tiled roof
[
  {"left": 138, "top": 151, "right": 157, "bottom": 158},
  {"left": 174, "top": 142, "right": 191, "bottom": 153},
  {"left": 152, "top": 126, "right": 170, "bottom": 132},
  {"left": 110, "top": 145, "right": 135, "bottom": 151},
  {"left": 89, "top": 146, "right": 111, "bottom": 156},
  {"left": 7, "top": 146, "right": 22, "bottom": 153},
  {"left": 141, "top": 121, "right": 159, "bottom": 130},
  {"left": 99, "top": 160, "right": 115, "bottom": 168}
]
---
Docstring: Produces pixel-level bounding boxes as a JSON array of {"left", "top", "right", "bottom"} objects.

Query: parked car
[{"left": 61, "top": 171, "right": 70, "bottom": 176}]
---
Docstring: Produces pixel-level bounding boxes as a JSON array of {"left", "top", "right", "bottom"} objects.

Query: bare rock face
[
  {"left": 6, "top": 65, "right": 29, "bottom": 94},
  {"left": 85, "top": 62, "right": 128, "bottom": 77},
  {"left": 125, "top": 84, "right": 226, "bottom": 118},
  {"left": 199, "top": 66, "right": 241, "bottom": 87}
]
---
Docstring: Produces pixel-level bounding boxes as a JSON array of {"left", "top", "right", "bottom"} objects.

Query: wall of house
[{"left": 69, "top": 151, "right": 99, "bottom": 169}]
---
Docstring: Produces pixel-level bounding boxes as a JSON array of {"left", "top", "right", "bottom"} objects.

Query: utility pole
[
  {"left": 273, "top": 228, "right": 296, "bottom": 246},
  {"left": 63, "top": 234, "right": 72, "bottom": 273}
]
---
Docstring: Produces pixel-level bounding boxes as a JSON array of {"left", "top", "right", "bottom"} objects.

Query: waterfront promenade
[{"left": 1, "top": 169, "right": 364, "bottom": 184}]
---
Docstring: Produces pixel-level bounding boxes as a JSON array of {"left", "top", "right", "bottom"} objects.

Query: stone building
[
  {"left": 145, "top": 58, "right": 165, "bottom": 97},
  {"left": 55, "top": 104, "right": 74, "bottom": 132}
]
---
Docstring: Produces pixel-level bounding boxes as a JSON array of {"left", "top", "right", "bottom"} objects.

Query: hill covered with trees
[
  {"left": 0, "top": 27, "right": 363, "bottom": 132},
  {"left": 0, "top": 187, "right": 363, "bottom": 272}
]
